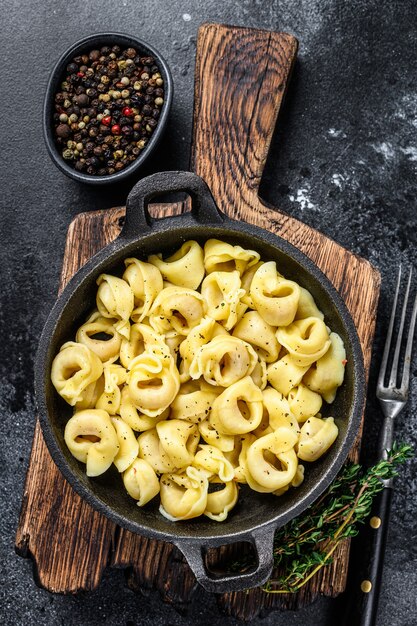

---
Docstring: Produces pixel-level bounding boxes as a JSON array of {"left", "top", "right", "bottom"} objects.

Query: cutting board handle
[{"left": 191, "top": 23, "right": 298, "bottom": 217}]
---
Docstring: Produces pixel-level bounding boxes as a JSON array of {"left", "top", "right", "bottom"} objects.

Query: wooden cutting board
[{"left": 16, "top": 24, "right": 380, "bottom": 619}]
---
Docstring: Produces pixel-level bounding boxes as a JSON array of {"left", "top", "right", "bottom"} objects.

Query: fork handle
[{"left": 342, "top": 486, "right": 393, "bottom": 626}]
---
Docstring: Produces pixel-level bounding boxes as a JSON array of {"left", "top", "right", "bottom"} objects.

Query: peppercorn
[
  {"left": 121, "top": 125, "right": 133, "bottom": 136},
  {"left": 111, "top": 124, "right": 121, "bottom": 135},
  {"left": 67, "top": 62, "right": 78, "bottom": 74},
  {"left": 89, "top": 49, "right": 101, "bottom": 62},
  {"left": 114, "top": 161, "right": 125, "bottom": 171},
  {"left": 56, "top": 124, "right": 71, "bottom": 139}
]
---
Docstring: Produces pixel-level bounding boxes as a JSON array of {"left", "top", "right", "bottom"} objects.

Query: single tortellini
[
  {"left": 123, "top": 458, "right": 160, "bottom": 506},
  {"left": 276, "top": 317, "right": 331, "bottom": 366},
  {"left": 170, "top": 382, "right": 218, "bottom": 423},
  {"left": 74, "top": 376, "right": 105, "bottom": 411},
  {"left": 303, "top": 332, "right": 346, "bottom": 403},
  {"left": 233, "top": 310, "right": 280, "bottom": 362},
  {"left": 64, "top": 409, "right": 119, "bottom": 477},
  {"left": 149, "top": 286, "right": 206, "bottom": 336},
  {"left": 250, "top": 359, "right": 267, "bottom": 390},
  {"left": 76, "top": 312, "right": 122, "bottom": 362},
  {"left": 297, "top": 417, "right": 339, "bottom": 462},
  {"left": 148, "top": 240, "right": 205, "bottom": 290},
  {"left": 295, "top": 287, "right": 324, "bottom": 320},
  {"left": 119, "top": 386, "right": 168, "bottom": 431},
  {"left": 179, "top": 317, "right": 228, "bottom": 382},
  {"left": 224, "top": 433, "right": 256, "bottom": 483},
  {"left": 244, "top": 430, "right": 299, "bottom": 492},
  {"left": 193, "top": 445, "right": 235, "bottom": 482},
  {"left": 127, "top": 351, "right": 180, "bottom": 417},
  {"left": 123, "top": 258, "right": 163, "bottom": 322},
  {"left": 204, "top": 239, "right": 260, "bottom": 275},
  {"left": 291, "top": 463, "right": 305, "bottom": 487},
  {"left": 156, "top": 419, "right": 200, "bottom": 469},
  {"left": 260, "top": 387, "right": 300, "bottom": 436},
  {"left": 287, "top": 384, "right": 323, "bottom": 422},
  {"left": 201, "top": 270, "right": 246, "bottom": 330},
  {"left": 204, "top": 480, "right": 239, "bottom": 521},
  {"left": 119, "top": 323, "right": 169, "bottom": 368},
  {"left": 159, "top": 466, "right": 209, "bottom": 521},
  {"left": 111, "top": 416, "right": 139, "bottom": 472},
  {"left": 165, "top": 333, "right": 184, "bottom": 361},
  {"left": 96, "top": 363, "right": 127, "bottom": 414},
  {"left": 210, "top": 377, "right": 263, "bottom": 435},
  {"left": 240, "top": 261, "right": 263, "bottom": 307},
  {"left": 138, "top": 428, "right": 178, "bottom": 473},
  {"left": 250, "top": 262, "right": 300, "bottom": 326},
  {"left": 267, "top": 354, "right": 310, "bottom": 397},
  {"left": 198, "top": 417, "right": 235, "bottom": 452},
  {"left": 51, "top": 342, "right": 103, "bottom": 406},
  {"left": 189, "top": 335, "right": 258, "bottom": 387},
  {"left": 96, "top": 274, "right": 134, "bottom": 339}
]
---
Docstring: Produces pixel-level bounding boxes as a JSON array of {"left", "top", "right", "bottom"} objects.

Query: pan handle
[
  {"left": 174, "top": 527, "right": 275, "bottom": 594},
  {"left": 121, "top": 171, "right": 224, "bottom": 239}
]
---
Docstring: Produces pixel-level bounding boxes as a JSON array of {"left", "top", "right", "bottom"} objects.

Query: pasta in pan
[{"left": 51, "top": 238, "right": 348, "bottom": 522}]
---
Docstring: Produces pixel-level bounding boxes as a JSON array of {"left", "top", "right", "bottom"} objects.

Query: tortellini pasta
[{"left": 52, "top": 239, "right": 348, "bottom": 522}]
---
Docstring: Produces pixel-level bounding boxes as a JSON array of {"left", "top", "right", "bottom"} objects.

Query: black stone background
[{"left": 1, "top": 0, "right": 416, "bottom": 624}]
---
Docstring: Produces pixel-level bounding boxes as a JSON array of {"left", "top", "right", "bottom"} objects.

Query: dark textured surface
[{"left": 1, "top": 0, "right": 416, "bottom": 624}]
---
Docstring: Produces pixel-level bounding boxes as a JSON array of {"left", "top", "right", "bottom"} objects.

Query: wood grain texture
[{"left": 16, "top": 23, "right": 380, "bottom": 619}]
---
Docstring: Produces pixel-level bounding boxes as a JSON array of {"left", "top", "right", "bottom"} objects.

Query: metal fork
[
  {"left": 343, "top": 266, "right": 417, "bottom": 626},
  {"left": 376, "top": 266, "right": 417, "bottom": 474}
]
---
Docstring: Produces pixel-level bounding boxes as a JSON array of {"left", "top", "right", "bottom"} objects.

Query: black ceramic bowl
[
  {"left": 43, "top": 32, "right": 173, "bottom": 185},
  {"left": 36, "top": 171, "right": 365, "bottom": 592}
]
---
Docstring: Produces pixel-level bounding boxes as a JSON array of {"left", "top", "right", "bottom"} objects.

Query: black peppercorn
[
  {"left": 75, "top": 93, "right": 89, "bottom": 106},
  {"left": 67, "top": 62, "right": 78, "bottom": 74},
  {"left": 121, "top": 125, "right": 133, "bottom": 136},
  {"left": 89, "top": 49, "right": 101, "bottom": 62},
  {"left": 56, "top": 124, "right": 71, "bottom": 139}
]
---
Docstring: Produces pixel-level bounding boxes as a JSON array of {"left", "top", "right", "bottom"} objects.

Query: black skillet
[{"left": 35, "top": 170, "right": 365, "bottom": 593}]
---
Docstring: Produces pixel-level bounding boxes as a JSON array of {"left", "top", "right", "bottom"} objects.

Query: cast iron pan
[{"left": 36, "top": 171, "right": 365, "bottom": 593}]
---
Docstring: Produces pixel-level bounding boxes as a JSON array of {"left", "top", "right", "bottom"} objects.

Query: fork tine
[
  {"left": 378, "top": 265, "right": 402, "bottom": 389},
  {"left": 401, "top": 282, "right": 417, "bottom": 393},
  {"left": 388, "top": 267, "right": 412, "bottom": 388}
]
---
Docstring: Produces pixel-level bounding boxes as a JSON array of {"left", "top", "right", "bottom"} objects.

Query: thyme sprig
[{"left": 262, "top": 442, "right": 413, "bottom": 593}]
